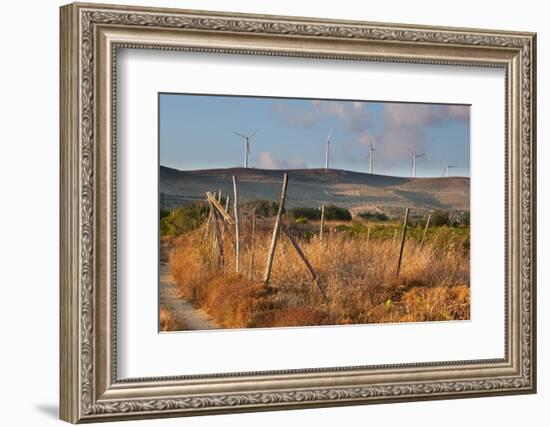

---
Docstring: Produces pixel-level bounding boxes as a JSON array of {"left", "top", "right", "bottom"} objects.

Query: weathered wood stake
[
  {"left": 232, "top": 175, "right": 240, "bottom": 273},
  {"left": 263, "top": 173, "right": 289, "bottom": 286},
  {"left": 249, "top": 208, "right": 257, "bottom": 279},
  {"left": 319, "top": 204, "right": 325, "bottom": 241},
  {"left": 209, "top": 200, "right": 224, "bottom": 268},
  {"left": 206, "top": 192, "right": 233, "bottom": 224},
  {"left": 420, "top": 213, "right": 431, "bottom": 248},
  {"left": 281, "top": 222, "right": 317, "bottom": 284},
  {"left": 396, "top": 207, "right": 410, "bottom": 277}
]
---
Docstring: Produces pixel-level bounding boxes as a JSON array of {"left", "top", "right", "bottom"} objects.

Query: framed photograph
[{"left": 60, "top": 2, "right": 536, "bottom": 423}]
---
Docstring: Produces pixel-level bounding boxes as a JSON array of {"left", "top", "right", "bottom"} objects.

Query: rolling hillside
[{"left": 160, "top": 166, "right": 469, "bottom": 215}]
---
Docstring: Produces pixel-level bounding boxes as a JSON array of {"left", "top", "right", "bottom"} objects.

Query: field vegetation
[{"left": 163, "top": 200, "right": 470, "bottom": 329}]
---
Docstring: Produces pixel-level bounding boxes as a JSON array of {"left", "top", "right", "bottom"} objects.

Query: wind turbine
[
  {"left": 407, "top": 148, "right": 425, "bottom": 178},
  {"left": 233, "top": 130, "right": 257, "bottom": 168},
  {"left": 325, "top": 128, "right": 332, "bottom": 170},
  {"left": 443, "top": 161, "right": 456, "bottom": 177},
  {"left": 367, "top": 140, "right": 376, "bottom": 174}
]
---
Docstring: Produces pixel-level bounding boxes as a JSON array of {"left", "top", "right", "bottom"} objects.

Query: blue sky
[{"left": 159, "top": 93, "right": 470, "bottom": 178}]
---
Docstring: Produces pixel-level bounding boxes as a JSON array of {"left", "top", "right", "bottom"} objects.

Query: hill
[{"left": 160, "top": 166, "right": 469, "bottom": 215}]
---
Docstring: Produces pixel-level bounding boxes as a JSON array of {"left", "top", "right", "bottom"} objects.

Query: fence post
[
  {"left": 420, "top": 213, "right": 431, "bottom": 248},
  {"left": 281, "top": 223, "right": 319, "bottom": 290},
  {"left": 249, "top": 208, "right": 256, "bottom": 280},
  {"left": 209, "top": 200, "right": 224, "bottom": 268},
  {"left": 263, "top": 173, "right": 289, "bottom": 286},
  {"left": 232, "top": 175, "right": 240, "bottom": 273},
  {"left": 396, "top": 207, "right": 410, "bottom": 277},
  {"left": 319, "top": 204, "right": 325, "bottom": 241}
]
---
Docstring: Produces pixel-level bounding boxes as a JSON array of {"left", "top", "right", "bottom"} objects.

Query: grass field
[{"left": 165, "top": 204, "right": 470, "bottom": 329}]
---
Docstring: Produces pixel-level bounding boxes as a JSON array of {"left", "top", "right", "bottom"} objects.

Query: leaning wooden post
[
  {"left": 319, "top": 204, "right": 325, "bottom": 241},
  {"left": 396, "top": 207, "right": 410, "bottom": 277},
  {"left": 263, "top": 173, "right": 289, "bottom": 286},
  {"left": 281, "top": 223, "right": 318, "bottom": 286},
  {"left": 204, "top": 192, "right": 216, "bottom": 242},
  {"left": 249, "top": 208, "right": 257, "bottom": 279},
  {"left": 232, "top": 175, "right": 240, "bottom": 273},
  {"left": 209, "top": 200, "right": 224, "bottom": 268},
  {"left": 420, "top": 213, "right": 431, "bottom": 248}
]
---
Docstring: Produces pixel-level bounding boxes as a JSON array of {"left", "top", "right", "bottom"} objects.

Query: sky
[{"left": 159, "top": 93, "right": 470, "bottom": 178}]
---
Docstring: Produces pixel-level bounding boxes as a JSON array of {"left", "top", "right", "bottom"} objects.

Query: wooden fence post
[
  {"left": 263, "top": 173, "right": 288, "bottom": 286},
  {"left": 209, "top": 200, "right": 224, "bottom": 268},
  {"left": 232, "top": 175, "right": 240, "bottom": 273},
  {"left": 249, "top": 208, "right": 256, "bottom": 280},
  {"left": 319, "top": 204, "right": 325, "bottom": 241},
  {"left": 420, "top": 213, "right": 431, "bottom": 248},
  {"left": 206, "top": 191, "right": 217, "bottom": 244},
  {"left": 281, "top": 223, "right": 318, "bottom": 287},
  {"left": 396, "top": 207, "right": 410, "bottom": 277}
]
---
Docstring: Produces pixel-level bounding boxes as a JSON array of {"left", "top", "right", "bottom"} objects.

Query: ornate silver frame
[{"left": 60, "top": 2, "right": 536, "bottom": 423}]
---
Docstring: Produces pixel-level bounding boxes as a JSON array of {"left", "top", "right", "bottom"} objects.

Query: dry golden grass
[
  {"left": 159, "top": 306, "right": 185, "bottom": 331},
  {"left": 169, "top": 216, "right": 470, "bottom": 329}
]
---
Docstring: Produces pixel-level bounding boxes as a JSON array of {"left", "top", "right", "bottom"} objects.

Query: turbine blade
[
  {"left": 249, "top": 130, "right": 257, "bottom": 139},
  {"left": 406, "top": 147, "right": 414, "bottom": 155},
  {"left": 327, "top": 128, "right": 332, "bottom": 141},
  {"left": 234, "top": 131, "right": 246, "bottom": 138}
]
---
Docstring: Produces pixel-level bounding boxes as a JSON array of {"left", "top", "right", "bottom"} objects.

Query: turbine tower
[
  {"left": 325, "top": 128, "right": 332, "bottom": 169},
  {"left": 443, "top": 161, "right": 456, "bottom": 177},
  {"left": 407, "top": 148, "right": 425, "bottom": 178},
  {"left": 233, "top": 130, "right": 257, "bottom": 168},
  {"left": 367, "top": 140, "right": 376, "bottom": 174}
]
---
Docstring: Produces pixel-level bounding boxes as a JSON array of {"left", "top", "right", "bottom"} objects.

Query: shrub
[
  {"left": 451, "top": 211, "right": 470, "bottom": 227},
  {"left": 241, "top": 199, "right": 280, "bottom": 217},
  {"left": 160, "top": 203, "right": 208, "bottom": 236},
  {"left": 357, "top": 210, "right": 389, "bottom": 221},
  {"left": 324, "top": 205, "right": 352, "bottom": 221},
  {"left": 288, "top": 207, "right": 320, "bottom": 220},
  {"left": 430, "top": 209, "right": 450, "bottom": 227}
]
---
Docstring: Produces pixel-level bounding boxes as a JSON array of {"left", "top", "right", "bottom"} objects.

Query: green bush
[
  {"left": 430, "top": 209, "right": 450, "bottom": 227},
  {"left": 241, "top": 199, "right": 280, "bottom": 217},
  {"left": 288, "top": 205, "right": 352, "bottom": 221},
  {"left": 324, "top": 205, "right": 352, "bottom": 221},
  {"left": 160, "top": 203, "right": 209, "bottom": 236},
  {"left": 288, "top": 207, "right": 320, "bottom": 220},
  {"left": 357, "top": 210, "right": 389, "bottom": 221}
]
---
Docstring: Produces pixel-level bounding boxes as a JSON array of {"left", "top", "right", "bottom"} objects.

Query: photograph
[{"left": 158, "top": 94, "right": 471, "bottom": 331}]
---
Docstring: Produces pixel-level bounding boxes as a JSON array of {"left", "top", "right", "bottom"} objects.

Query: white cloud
[
  {"left": 272, "top": 100, "right": 372, "bottom": 132},
  {"left": 257, "top": 151, "right": 307, "bottom": 170},
  {"left": 383, "top": 103, "right": 470, "bottom": 127}
]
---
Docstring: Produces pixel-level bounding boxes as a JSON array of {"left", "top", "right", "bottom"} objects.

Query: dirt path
[{"left": 159, "top": 250, "right": 219, "bottom": 331}]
